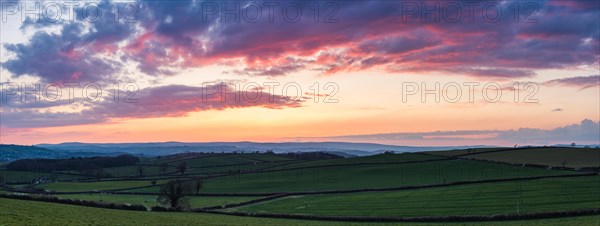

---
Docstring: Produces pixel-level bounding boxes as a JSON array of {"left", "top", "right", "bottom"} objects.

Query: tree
[
  {"left": 94, "top": 167, "right": 105, "bottom": 181},
  {"left": 151, "top": 180, "right": 157, "bottom": 186},
  {"left": 195, "top": 178, "right": 203, "bottom": 195},
  {"left": 137, "top": 166, "right": 144, "bottom": 177},
  {"left": 159, "top": 163, "right": 169, "bottom": 174},
  {"left": 157, "top": 180, "right": 192, "bottom": 210},
  {"left": 571, "top": 142, "right": 576, "bottom": 148},
  {"left": 176, "top": 161, "right": 187, "bottom": 175}
]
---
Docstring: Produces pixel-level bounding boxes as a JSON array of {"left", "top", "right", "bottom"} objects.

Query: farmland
[
  {"left": 1, "top": 148, "right": 599, "bottom": 225},
  {"left": 236, "top": 176, "right": 600, "bottom": 217},
  {"left": 453, "top": 148, "right": 600, "bottom": 168}
]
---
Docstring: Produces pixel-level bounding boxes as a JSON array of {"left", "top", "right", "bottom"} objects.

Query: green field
[
  {"left": 38, "top": 180, "right": 164, "bottom": 192},
  {"left": 1, "top": 198, "right": 599, "bottom": 226},
  {"left": 2, "top": 149, "right": 597, "bottom": 225},
  {"left": 237, "top": 176, "right": 600, "bottom": 217},
  {"left": 0, "top": 170, "right": 88, "bottom": 184},
  {"left": 165, "top": 154, "right": 288, "bottom": 167},
  {"left": 102, "top": 165, "right": 165, "bottom": 177},
  {"left": 426, "top": 148, "right": 510, "bottom": 156},
  {"left": 269, "top": 153, "right": 444, "bottom": 170},
  {"left": 463, "top": 148, "right": 600, "bottom": 168},
  {"left": 55, "top": 194, "right": 260, "bottom": 208},
  {"left": 195, "top": 159, "right": 570, "bottom": 193}
]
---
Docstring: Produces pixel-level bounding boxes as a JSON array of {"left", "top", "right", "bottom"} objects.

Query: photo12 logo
[
  {"left": 1, "top": 1, "right": 140, "bottom": 23},
  {"left": 401, "top": 82, "right": 539, "bottom": 103},
  {"left": 0, "top": 1, "right": 341, "bottom": 24},
  {"left": 201, "top": 82, "right": 340, "bottom": 104},
  {"left": 0, "top": 1, "right": 541, "bottom": 25},
  {"left": 1, "top": 82, "right": 139, "bottom": 104}
]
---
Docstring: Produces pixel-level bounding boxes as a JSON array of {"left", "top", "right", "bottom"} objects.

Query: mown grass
[
  {"left": 464, "top": 148, "right": 600, "bottom": 168},
  {"left": 237, "top": 176, "right": 600, "bottom": 217},
  {"left": 55, "top": 193, "right": 260, "bottom": 208},
  {"left": 1, "top": 198, "right": 599, "bottom": 226}
]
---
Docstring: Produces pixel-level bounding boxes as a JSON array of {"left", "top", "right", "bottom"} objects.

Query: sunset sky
[{"left": 0, "top": 0, "right": 599, "bottom": 146}]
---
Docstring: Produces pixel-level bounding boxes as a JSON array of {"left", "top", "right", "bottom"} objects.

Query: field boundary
[
  {"left": 194, "top": 208, "right": 600, "bottom": 223},
  {"left": 0, "top": 193, "right": 148, "bottom": 211}
]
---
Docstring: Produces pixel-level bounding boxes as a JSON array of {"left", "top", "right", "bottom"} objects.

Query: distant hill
[
  {"left": 0, "top": 144, "right": 125, "bottom": 162},
  {"left": 36, "top": 142, "right": 491, "bottom": 157}
]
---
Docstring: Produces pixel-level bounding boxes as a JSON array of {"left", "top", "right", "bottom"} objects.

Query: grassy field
[
  {"left": 182, "top": 161, "right": 294, "bottom": 175},
  {"left": 235, "top": 153, "right": 295, "bottom": 162},
  {"left": 269, "top": 153, "right": 445, "bottom": 170},
  {"left": 166, "top": 155, "right": 267, "bottom": 167},
  {"left": 194, "top": 159, "right": 571, "bottom": 193},
  {"left": 1, "top": 198, "right": 599, "bottom": 226},
  {"left": 237, "top": 176, "right": 600, "bottom": 217},
  {"left": 3, "top": 150, "right": 598, "bottom": 225},
  {"left": 102, "top": 165, "right": 165, "bottom": 177},
  {"left": 37, "top": 180, "right": 166, "bottom": 192},
  {"left": 55, "top": 193, "right": 260, "bottom": 208},
  {"left": 426, "top": 148, "right": 510, "bottom": 156},
  {"left": 463, "top": 148, "right": 600, "bottom": 168},
  {"left": 0, "top": 170, "right": 88, "bottom": 184}
]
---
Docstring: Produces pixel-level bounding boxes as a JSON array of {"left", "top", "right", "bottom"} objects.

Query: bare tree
[
  {"left": 157, "top": 180, "right": 192, "bottom": 210},
  {"left": 195, "top": 178, "right": 203, "bottom": 195},
  {"left": 94, "top": 167, "right": 105, "bottom": 181},
  {"left": 176, "top": 161, "right": 187, "bottom": 175},
  {"left": 137, "top": 166, "right": 144, "bottom": 177},
  {"left": 159, "top": 163, "right": 169, "bottom": 174}
]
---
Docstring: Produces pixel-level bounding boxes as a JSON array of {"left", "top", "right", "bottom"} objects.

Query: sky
[{"left": 0, "top": 0, "right": 599, "bottom": 146}]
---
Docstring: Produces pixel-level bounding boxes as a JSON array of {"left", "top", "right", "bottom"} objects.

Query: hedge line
[
  {"left": 460, "top": 157, "right": 599, "bottom": 173},
  {"left": 199, "top": 194, "right": 288, "bottom": 210},
  {"left": 195, "top": 208, "right": 600, "bottom": 223},
  {"left": 0, "top": 193, "right": 147, "bottom": 211}
]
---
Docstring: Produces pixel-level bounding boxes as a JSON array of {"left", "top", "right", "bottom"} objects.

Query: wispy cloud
[
  {"left": 321, "top": 119, "right": 600, "bottom": 145},
  {"left": 543, "top": 75, "right": 600, "bottom": 90},
  {"left": 0, "top": 83, "right": 303, "bottom": 128}
]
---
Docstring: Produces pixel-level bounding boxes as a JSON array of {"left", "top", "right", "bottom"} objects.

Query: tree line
[{"left": 6, "top": 155, "right": 139, "bottom": 172}]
